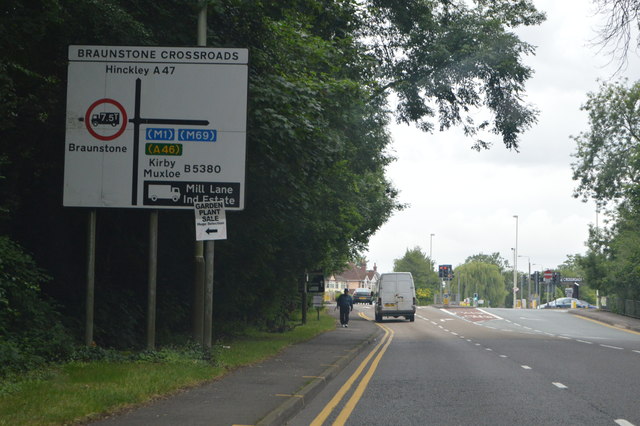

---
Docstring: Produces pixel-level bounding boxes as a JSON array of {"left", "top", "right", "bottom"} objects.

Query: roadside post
[
  {"left": 64, "top": 42, "right": 248, "bottom": 349},
  {"left": 306, "top": 272, "right": 325, "bottom": 323}
]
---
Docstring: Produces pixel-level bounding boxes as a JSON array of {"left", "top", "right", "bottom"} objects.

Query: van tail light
[
  {"left": 377, "top": 297, "right": 382, "bottom": 305},
  {"left": 413, "top": 297, "right": 416, "bottom": 306}
]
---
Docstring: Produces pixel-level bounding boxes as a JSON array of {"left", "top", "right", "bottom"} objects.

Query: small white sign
[
  {"left": 312, "top": 295, "right": 324, "bottom": 307},
  {"left": 194, "top": 199, "right": 226, "bottom": 240}
]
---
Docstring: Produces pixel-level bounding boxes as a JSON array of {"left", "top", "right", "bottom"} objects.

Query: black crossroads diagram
[{"left": 128, "top": 78, "right": 209, "bottom": 205}]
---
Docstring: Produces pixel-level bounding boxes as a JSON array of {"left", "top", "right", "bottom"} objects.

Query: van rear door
[
  {"left": 396, "top": 274, "right": 414, "bottom": 311},
  {"left": 380, "top": 275, "right": 398, "bottom": 310}
]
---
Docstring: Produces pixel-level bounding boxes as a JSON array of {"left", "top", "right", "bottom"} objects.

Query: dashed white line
[
  {"left": 576, "top": 339, "right": 593, "bottom": 344},
  {"left": 552, "top": 382, "right": 568, "bottom": 389},
  {"left": 499, "top": 355, "right": 508, "bottom": 358},
  {"left": 600, "top": 344, "right": 624, "bottom": 350},
  {"left": 521, "top": 365, "right": 532, "bottom": 370},
  {"left": 615, "top": 419, "right": 635, "bottom": 426},
  {"left": 485, "top": 348, "right": 493, "bottom": 351},
  {"left": 633, "top": 350, "right": 640, "bottom": 355}
]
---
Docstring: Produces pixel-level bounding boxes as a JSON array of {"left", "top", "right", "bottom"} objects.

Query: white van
[{"left": 374, "top": 272, "right": 416, "bottom": 322}]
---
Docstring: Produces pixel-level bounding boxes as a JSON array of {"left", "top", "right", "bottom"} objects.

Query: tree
[
  {"left": 0, "top": 0, "right": 547, "bottom": 345},
  {"left": 393, "top": 247, "right": 440, "bottom": 295},
  {"left": 571, "top": 79, "right": 640, "bottom": 210},
  {"left": 465, "top": 252, "right": 510, "bottom": 271},
  {"left": 361, "top": 0, "right": 545, "bottom": 150},
  {"left": 592, "top": 0, "right": 640, "bottom": 65},
  {"left": 455, "top": 261, "right": 507, "bottom": 307}
]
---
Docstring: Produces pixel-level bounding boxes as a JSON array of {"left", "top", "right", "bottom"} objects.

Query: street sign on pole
[
  {"left": 194, "top": 200, "right": 227, "bottom": 241},
  {"left": 64, "top": 45, "right": 248, "bottom": 210}
]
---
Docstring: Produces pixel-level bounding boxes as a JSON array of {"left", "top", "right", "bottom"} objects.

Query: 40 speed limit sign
[{"left": 63, "top": 45, "right": 248, "bottom": 210}]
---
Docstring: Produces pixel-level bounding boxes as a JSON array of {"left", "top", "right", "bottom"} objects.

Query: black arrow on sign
[{"left": 206, "top": 228, "right": 218, "bottom": 234}]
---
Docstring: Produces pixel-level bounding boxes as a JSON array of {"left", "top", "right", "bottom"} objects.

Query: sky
[{"left": 364, "top": 0, "right": 640, "bottom": 275}]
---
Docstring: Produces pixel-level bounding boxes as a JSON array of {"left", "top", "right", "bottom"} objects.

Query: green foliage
[
  {"left": 579, "top": 197, "right": 640, "bottom": 300},
  {"left": 572, "top": 78, "right": 640, "bottom": 301},
  {"left": 363, "top": 0, "right": 545, "bottom": 149},
  {"left": 572, "top": 79, "right": 640, "bottom": 208},
  {"left": 393, "top": 246, "right": 440, "bottom": 294},
  {"left": 456, "top": 261, "right": 507, "bottom": 307},
  {"left": 1, "top": 0, "right": 544, "bottom": 351},
  {"left": 465, "top": 252, "right": 510, "bottom": 271},
  {"left": 0, "top": 236, "right": 74, "bottom": 377}
]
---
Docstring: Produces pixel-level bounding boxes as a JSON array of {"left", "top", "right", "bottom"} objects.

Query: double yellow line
[{"left": 310, "top": 314, "right": 394, "bottom": 426}]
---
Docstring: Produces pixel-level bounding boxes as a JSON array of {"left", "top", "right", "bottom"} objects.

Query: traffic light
[
  {"left": 438, "top": 265, "right": 447, "bottom": 278},
  {"left": 438, "top": 264, "right": 453, "bottom": 280}
]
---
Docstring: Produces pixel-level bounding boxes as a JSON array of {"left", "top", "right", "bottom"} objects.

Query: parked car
[
  {"left": 353, "top": 288, "right": 373, "bottom": 304},
  {"left": 539, "top": 297, "right": 596, "bottom": 309}
]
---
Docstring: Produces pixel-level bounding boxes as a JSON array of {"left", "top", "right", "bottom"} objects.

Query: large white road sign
[{"left": 64, "top": 45, "right": 248, "bottom": 209}]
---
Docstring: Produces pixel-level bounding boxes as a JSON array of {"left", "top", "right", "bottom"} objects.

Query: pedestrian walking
[{"left": 336, "top": 288, "right": 353, "bottom": 327}]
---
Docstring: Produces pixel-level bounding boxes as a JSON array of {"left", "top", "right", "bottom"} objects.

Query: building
[{"left": 325, "top": 262, "right": 380, "bottom": 300}]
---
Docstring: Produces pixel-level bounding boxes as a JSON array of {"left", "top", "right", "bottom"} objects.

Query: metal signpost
[{"left": 65, "top": 44, "right": 248, "bottom": 348}]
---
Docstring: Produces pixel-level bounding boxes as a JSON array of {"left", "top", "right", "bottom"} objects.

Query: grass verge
[{"left": 0, "top": 312, "right": 335, "bottom": 425}]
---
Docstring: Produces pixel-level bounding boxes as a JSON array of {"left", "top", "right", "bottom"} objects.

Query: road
[{"left": 288, "top": 305, "right": 640, "bottom": 426}]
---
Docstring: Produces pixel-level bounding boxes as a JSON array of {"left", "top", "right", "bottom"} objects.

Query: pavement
[
  {"left": 567, "top": 308, "right": 640, "bottom": 333},
  {"left": 91, "top": 305, "right": 382, "bottom": 426},
  {"left": 89, "top": 306, "right": 640, "bottom": 426}
]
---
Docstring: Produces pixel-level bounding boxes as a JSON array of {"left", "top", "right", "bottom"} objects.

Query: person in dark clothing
[{"left": 336, "top": 288, "right": 354, "bottom": 327}]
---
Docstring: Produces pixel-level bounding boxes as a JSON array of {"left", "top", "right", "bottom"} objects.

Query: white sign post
[
  {"left": 194, "top": 200, "right": 227, "bottom": 241},
  {"left": 64, "top": 45, "right": 248, "bottom": 210}
]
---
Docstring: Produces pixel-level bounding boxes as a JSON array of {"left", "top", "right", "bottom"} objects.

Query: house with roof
[{"left": 325, "top": 262, "right": 380, "bottom": 300}]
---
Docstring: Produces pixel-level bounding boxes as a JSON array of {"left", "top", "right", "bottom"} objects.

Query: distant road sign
[
  {"left": 543, "top": 270, "right": 553, "bottom": 280},
  {"left": 560, "top": 277, "right": 582, "bottom": 282}
]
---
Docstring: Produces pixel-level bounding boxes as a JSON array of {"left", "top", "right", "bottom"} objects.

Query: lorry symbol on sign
[
  {"left": 148, "top": 184, "right": 180, "bottom": 202},
  {"left": 91, "top": 112, "right": 120, "bottom": 127}
]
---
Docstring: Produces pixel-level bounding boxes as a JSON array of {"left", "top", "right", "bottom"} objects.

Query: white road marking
[
  {"left": 521, "top": 365, "right": 532, "bottom": 370},
  {"left": 576, "top": 340, "right": 593, "bottom": 344},
  {"left": 600, "top": 344, "right": 624, "bottom": 350},
  {"left": 499, "top": 355, "right": 508, "bottom": 358},
  {"left": 633, "top": 350, "right": 640, "bottom": 355},
  {"left": 615, "top": 419, "right": 635, "bottom": 426},
  {"left": 552, "top": 382, "right": 568, "bottom": 389}
]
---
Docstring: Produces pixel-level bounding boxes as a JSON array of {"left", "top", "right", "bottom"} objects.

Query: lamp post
[{"left": 513, "top": 215, "right": 518, "bottom": 308}]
